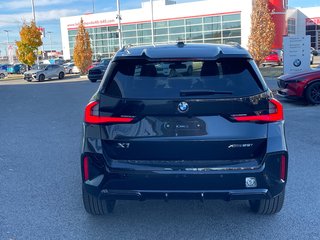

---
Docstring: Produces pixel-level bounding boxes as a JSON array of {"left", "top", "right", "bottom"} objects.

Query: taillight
[
  {"left": 84, "top": 101, "right": 134, "bottom": 124},
  {"left": 233, "top": 98, "right": 283, "bottom": 123},
  {"left": 280, "top": 154, "right": 287, "bottom": 181},
  {"left": 83, "top": 156, "right": 89, "bottom": 181}
]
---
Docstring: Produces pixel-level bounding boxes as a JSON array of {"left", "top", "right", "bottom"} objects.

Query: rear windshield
[{"left": 104, "top": 59, "right": 265, "bottom": 99}]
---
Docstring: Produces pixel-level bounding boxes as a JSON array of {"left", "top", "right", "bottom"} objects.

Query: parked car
[
  {"left": 262, "top": 49, "right": 283, "bottom": 66},
  {"left": 6, "top": 64, "right": 27, "bottom": 74},
  {"left": 0, "top": 69, "right": 8, "bottom": 79},
  {"left": 71, "top": 65, "right": 80, "bottom": 74},
  {"left": 155, "top": 61, "right": 193, "bottom": 76},
  {"left": 278, "top": 68, "right": 320, "bottom": 104},
  {"left": 49, "top": 58, "right": 65, "bottom": 65},
  {"left": 87, "top": 58, "right": 110, "bottom": 82},
  {"left": 311, "top": 47, "right": 318, "bottom": 56},
  {"left": 0, "top": 64, "right": 11, "bottom": 71},
  {"left": 81, "top": 43, "right": 288, "bottom": 215},
  {"left": 24, "top": 64, "right": 65, "bottom": 82},
  {"left": 63, "top": 62, "right": 75, "bottom": 74},
  {"left": 87, "top": 61, "right": 100, "bottom": 71}
]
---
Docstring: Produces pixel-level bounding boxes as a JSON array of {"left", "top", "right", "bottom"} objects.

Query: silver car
[
  {"left": 0, "top": 69, "right": 8, "bottom": 79},
  {"left": 24, "top": 64, "right": 65, "bottom": 82},
  {"left": 63, "top": 62, "right": 75, "bottom": 74}
]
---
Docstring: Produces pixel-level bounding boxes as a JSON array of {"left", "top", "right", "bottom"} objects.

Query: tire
[
  {"left": 26, "top": 79, "right": 32, "bottom": 82},
  {"left": 58, "top": 72, "right": 65, "bottom": 79},
  {"left": 305, "top": 81, "right": 320, "bottom": 104},
  {"left": 0, "top": 73, "right": 5, "bottom": 79},
  {"left": 82, "top": 186, "right": 116, "bottom": 215},
  {"left": 69, "top": 69, "right": 72, "bottom": 74},
  {"left": 38, "top": 74, "right": 45, "bottom": 82},
  {"left": 89, "top": 78, "right": 97, "bottom": 83},
  {"left": 249, "top": 190, "right": 285, "bottom": 214}
]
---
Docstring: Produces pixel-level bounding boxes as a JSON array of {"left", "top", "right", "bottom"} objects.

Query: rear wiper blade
[{"left": 180, "top": 90, "right": 233, "bottom": 96}]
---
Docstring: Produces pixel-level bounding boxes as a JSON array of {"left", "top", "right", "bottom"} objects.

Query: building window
[
  {"left": 169, "top": 26, "right": 185, "bottom": 34},
  {"left": 222, "top": 14, "right": 241, "bottom": 22},
  {"left": 306, "top": 21, "right": 319, "bottom": 49},
  {"left": 203, "top": 16, "right": 221, "bottom": 23},
  {"left": 122, "top": 24, "right": 136, "bottom": 31},
  {"left": 186, "top": 18, "right": 202, "bottom": 25},
  {"left": 137, "top": 22, "right": 151, "bottom": 29},
  {"left": 155, "top": 35, "right": 168, "bottom": 43},
  {"left": 154, "top": 21, "right": 168, "bottom": 28},
  {"left": 287, "top": 18, "right": 296, "bottom": 35},
  {"left": 155, "top": 28, "right": 168, "bottom": 35},
  {"left": 169, "top": 19, "right": 184, "bottom": 27}
]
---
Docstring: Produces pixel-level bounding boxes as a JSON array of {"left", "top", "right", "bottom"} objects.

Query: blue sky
[{"left": 0, "top": 0, "right": 318, "bottom": 58}]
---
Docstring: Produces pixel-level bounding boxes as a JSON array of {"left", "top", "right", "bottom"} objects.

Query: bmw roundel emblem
[
  {"left": 293, "top": 59, "right": 301, "bottom": 67},
  {"left": 178, "top": 102, "right": 189, "bottom": 113}
]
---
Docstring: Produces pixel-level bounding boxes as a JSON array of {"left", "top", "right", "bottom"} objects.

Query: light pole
[
  {"left": 116, "top": 0, "right": 123, "bottom": 49},
  {"left": 150, "top": 0, "right": 154, "bottom": 45},
  {"left": 92, "top": 0, "right": 95, "bottom": 13},
  {"left": 31, "top": 0, "right": 39, "bottom": 64},
  {"left": 31, "top": 0, "right": 36, "bottom": 22},
  {"left": 47, "top": 31, "right": 53, "bottom": 59},
  {"left": 3, "top": 30, "right": 10, "bottom": 58}
]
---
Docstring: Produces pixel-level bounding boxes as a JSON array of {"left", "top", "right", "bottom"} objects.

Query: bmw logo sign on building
[
  {"left": 178, "top": 102, "right": 189, "bottom": 113},
  {"left": 293, "top": 59, "right": 302, "bottom": 67}
]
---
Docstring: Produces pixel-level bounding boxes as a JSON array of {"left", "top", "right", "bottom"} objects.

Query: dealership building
[{"left": 60, "top": 0, "right": 320, "bottom": 60}]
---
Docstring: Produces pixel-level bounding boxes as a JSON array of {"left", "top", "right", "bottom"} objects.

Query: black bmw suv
[{"left": 81, "top": 43, "right": 288, "bottom": 215}]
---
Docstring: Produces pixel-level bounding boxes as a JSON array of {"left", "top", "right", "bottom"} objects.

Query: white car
[
  {"left": 63, "top": 63, "right": 75, "bottom": 74},
  {"left": 0, "top": 69, "right": 8, "bottom": 79},
  {"left": 24, "top": 64, "right": 65, "bottom": 82},
  {"left": 71, "top": 65, "right": 80, "bottom": 74}
]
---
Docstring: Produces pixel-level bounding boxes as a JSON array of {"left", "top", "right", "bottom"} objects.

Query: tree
[
  {"left": 73, "top": 18, "right": 92, "bottom": 75},
  {"left": 248, "top": 0, "right": 275, "bottom": 66},
  {"left": 16, "top": 21, "right": 43, "bottom": 66}
]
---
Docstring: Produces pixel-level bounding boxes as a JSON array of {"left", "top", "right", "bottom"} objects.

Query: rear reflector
[
  {"left": 83, "top": 156, "right": 89, "bottom": 181},
  {"left": 280, "top": 155, "right": 286, "bottom": 181},
  {"left": 84, "top": 101, "right": 134, "bottom": 124},
  {"left": 233, "top": 98, "right": 284, "bottom": 123}
]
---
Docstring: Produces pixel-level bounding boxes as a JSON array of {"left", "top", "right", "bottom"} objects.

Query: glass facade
[
  {"left": 287, "top": 18, "right": 296, "bottom": 35},
  {"left": 68, "top": 13, "right": 241, "bottom": 59},
  {"left": 306, "top": 23, "right": 320, "bottom": 50}
]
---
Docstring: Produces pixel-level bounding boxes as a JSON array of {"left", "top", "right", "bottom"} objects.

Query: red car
[
  {"left": 262, "top": 50, "right": 283, "bottom": 66},
  {"left": 277, "top": 68, "right": 320, "bottom": 104}
]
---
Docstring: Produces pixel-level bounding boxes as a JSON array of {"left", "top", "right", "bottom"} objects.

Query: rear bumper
[
  {"left": 82, "top": 152, "right": 287, "bottom": 201},
  {"left": 94, "top": 188, "right": 269, "bottom": 201}
]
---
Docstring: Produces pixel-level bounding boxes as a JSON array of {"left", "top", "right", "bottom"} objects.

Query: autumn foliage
[
  {"left": 16, "top": 21, "right": 43, "bottom": 66},
  {"left": 73, "top": 18, "right": 92, "bottom": 75},
  {"left": 248, "top": 0, "right": 275, "bottom": 66}
]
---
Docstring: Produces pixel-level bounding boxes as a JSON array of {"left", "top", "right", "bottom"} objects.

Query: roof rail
[{"left": 119, "top": 44, "right": 134, "bottom": 53}]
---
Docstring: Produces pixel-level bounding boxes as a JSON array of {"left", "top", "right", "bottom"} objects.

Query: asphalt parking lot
[{"left": 0, "top": 77, "right": 319, "bottom": 240}]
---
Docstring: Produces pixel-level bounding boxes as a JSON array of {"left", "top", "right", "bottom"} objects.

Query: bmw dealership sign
[{"left": 283, "top": 36, "right": 311, "bottom": 74}]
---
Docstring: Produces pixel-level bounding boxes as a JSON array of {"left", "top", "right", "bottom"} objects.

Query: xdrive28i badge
[{"left": 178, "top": 101, "right": 189, "bottom": 113}]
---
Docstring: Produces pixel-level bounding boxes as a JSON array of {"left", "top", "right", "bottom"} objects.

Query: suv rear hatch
[{"left": 86, "top": 58, "right": 282, "bottom": 168}]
